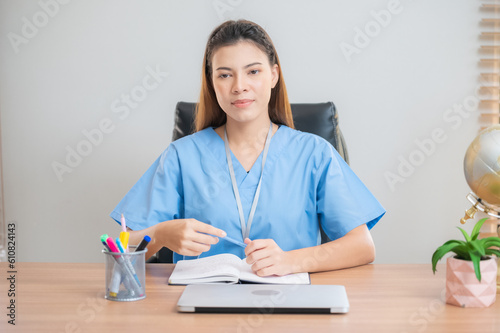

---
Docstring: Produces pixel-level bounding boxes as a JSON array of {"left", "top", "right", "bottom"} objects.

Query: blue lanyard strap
[{"left": 224, "top": 122, "right": 273, "bottom": 240}]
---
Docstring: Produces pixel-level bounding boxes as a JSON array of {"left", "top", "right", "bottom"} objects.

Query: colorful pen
[
  {"left": 101, "top": 234, "right": 121, "bottom": 297},
  {"left": 101, "top": 234, "right": 111, "bottom": 251},
  {"left": 120, "top": 214, "right": 130, "bottom": 252},
  {"left": 120, "top": 232, "right": 130, "bottom": 252},
  {"left": 121, "top": 213, "right": 127, "bottom": 232},
  {"left": 116, "top": 238, "right": 125, "bottom": 253},
  {"left": 135, "top": 235, "right": 151, "bottom": 252}
]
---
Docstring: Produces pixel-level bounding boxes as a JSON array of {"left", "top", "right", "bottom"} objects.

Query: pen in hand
[
  {"left": 222, "top": 235, "right": 246, "bottom": 248},
  {"left": 199, "top": 232, "right": 246, "bottom": 248}
]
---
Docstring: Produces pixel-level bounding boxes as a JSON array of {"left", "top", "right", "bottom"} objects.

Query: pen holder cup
[{"left": 103, "top": 246, "right": 147, "bottom": 301}]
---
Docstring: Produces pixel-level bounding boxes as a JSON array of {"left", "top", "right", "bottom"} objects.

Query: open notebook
[{"left": 168, "top": 253, "right": 310, "bottom": 285}]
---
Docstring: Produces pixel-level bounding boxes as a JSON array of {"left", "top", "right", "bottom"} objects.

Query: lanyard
[{"left": 224, "top": 122, "right": 273, "bottom": 240}]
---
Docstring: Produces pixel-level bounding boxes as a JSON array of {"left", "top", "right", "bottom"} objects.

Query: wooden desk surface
[{"left": 1, "top": 263, "right": 498, "bottom": 332}]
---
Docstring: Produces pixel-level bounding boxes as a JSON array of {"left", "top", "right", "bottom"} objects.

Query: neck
[{"left": 225, "top": 117, "right": 272, "bottom": 149}]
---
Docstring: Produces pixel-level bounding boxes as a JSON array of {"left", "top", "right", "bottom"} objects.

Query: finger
[
  {"left": 246, "top": 247, "right": 271, "bottom": 264},
  {"left": 178, "top": 248, "right": 202, "bottom": 257},
  {"left": 243, "top": 238, "right": 254, "bottom": 257},
  {"left": 249, "top": 239, "right": 272, "bottom": 250},
  {"left": 245, "top": 239, "right": 271, "bottom": 257},
  {"left": 186, "top": 241, "right": 211, "bottom": 254},
  {"left": 246, "top": 242, "right": 275, "bottom": 264},
  {"left": 176, "top": 237, "right": 211, "bottom": 255},
  {"left": 191, "top": 232, "right": 219, "bottom": 245},
  {"left": 255, "top": 266, "right": 279, "bottom": 277},
  {"left": 251, "top": 257, "right": 274, "bottom": 273},
  {"left": 193, "top": 220, "right": 227, "bottom": 238},
  {"left": 176, "top": 244, "right": 204, "bottom": 257}
]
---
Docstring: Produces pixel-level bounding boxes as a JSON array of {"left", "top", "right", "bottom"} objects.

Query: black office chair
[{"left": 148, "top": 101, "right": 349, "bottom": 263}]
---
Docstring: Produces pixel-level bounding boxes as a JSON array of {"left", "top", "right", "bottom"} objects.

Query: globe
[{"left": 463, "top": 124, "right": 500, "bottom": 222}]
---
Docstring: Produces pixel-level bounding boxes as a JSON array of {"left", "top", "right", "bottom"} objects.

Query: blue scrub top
[{"left": 110, "top": 125, "right": 385, "bottom": 263}]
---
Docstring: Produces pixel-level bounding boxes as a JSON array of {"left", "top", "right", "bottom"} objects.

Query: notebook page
[{"left": 169, "top": 254, "right": 241, "bottom": 283}]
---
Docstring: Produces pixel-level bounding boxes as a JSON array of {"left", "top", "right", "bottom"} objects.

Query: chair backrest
[
  {"left": 151, "top": 101, "right": 349, "bottom": 263},
  {"left": 172, "top": 101, "right": 349, "bottom": 164}
]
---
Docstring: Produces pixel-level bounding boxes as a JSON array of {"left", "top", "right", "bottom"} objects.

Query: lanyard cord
[{"left": 224, "top": 122, "right": 273, "bottom": 240}]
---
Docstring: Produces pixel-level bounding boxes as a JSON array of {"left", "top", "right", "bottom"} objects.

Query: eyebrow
[{"left": 215, "top": 62, "right": 262, "bottom": 71}]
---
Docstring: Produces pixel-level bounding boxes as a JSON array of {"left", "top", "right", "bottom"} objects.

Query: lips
[{"left": 232, "top": 99, "right": 254, "bottom": 107}]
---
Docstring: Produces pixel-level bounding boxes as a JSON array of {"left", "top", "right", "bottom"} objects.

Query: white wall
[{"left": 0, "top": 0, "right": 484, "bottom": 263}]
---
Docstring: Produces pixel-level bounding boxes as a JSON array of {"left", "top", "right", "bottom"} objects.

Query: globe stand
[{"left": 461, "top": 192, "right": 500, "bottom": 224}]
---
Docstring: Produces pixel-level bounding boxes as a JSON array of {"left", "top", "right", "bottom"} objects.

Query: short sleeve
[
  {"left": 109, "top": 145, "right": 183, "bottom": 231},
  {"left": 317, "top": 144, "right": 385, "bottom": 241}
]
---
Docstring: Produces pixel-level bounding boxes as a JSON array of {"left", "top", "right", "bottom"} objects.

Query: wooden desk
[{"left": 1, "top": 263, "right": 499, "bottom": 332}]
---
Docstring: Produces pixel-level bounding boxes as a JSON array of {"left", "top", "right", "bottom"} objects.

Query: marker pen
[
  {"left": 120, "top": 231, "right": 130, "bottom": 252},
  {"left": 101, "top": 234, "right": 121, "bottom": 297},
  {"left": 135, "top": 235, "right": 151, "bottom": 252},
  {"left": 116, "top": 238, "right": 125, "bottom": 253}
]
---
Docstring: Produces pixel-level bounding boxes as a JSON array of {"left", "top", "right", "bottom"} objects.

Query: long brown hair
[{"left": 195, "top": 20, "right": 294, "bottom": 132}]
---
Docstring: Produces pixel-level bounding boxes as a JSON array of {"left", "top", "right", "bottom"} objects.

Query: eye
[
  {"left": 218, "top": 73, "right": 231, "bottom": 79},
  {"left": 249, "top": 69, "right": 260, "bottom": 75}
]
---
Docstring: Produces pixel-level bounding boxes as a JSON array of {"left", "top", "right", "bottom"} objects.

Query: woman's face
[{"left": 211, "top": 41, "right": 279, "bottom": 125}]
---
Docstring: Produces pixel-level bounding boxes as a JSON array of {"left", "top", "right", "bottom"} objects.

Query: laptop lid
[{"left": 177, "top": 284, "right": 349, "bottom": 314}]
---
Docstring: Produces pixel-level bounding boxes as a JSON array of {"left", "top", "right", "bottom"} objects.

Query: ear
[{"left": 270, "top": 64, "right": 279, "bottom": 89}]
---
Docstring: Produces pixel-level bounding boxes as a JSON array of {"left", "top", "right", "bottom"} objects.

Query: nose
[{"left": 232, "top": 74, "right": 248, "bottom": 94}]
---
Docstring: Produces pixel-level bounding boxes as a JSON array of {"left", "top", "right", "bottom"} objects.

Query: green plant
[{"left": 432, "top": 218, "right": 500, "bottom": 281}]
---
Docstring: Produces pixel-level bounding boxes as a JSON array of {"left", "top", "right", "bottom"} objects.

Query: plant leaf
[
  {"left": 442, "top": 239, "right": 466, "bottom": 247},
  {"left": 479, "top": 237, "right": 500, "bottom": 249},
  {"left": 471, "top": 218, "right": 488, "bottom": 240},
  {"left": 457, "top": 227, "right": 471, "bottom": 242},
  {"left": 470, "top": 252, "right": 482, "bottom": 282},
  {"left": 469, "top": 239, "right": 486, "bottom": 257},
  {"left": 485, "top": 248, "right": 500, "bottom": 257},
  {"left": 448, "top": 243, "right": 469, "bottom": 259},
  {"left": 432, "top": 241, "right": 464, "bottom": 273},
  {"left": 451, "top": 249, "right": 470, "bottom": 260}
]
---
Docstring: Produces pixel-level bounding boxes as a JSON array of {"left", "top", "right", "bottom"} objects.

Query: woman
[{"left": 110, "top": 20, "right": 385, "bottom": 277}]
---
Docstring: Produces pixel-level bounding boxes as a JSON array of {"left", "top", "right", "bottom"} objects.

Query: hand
[
  {"left": 157, "top": 219, "right": 226, "bottom": 256},
  {"left": 244, "top": 238, "right": 293, "bottom": 277}
]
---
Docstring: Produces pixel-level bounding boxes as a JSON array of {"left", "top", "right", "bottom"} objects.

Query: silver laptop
[{"left": 177, "top": 284, "right": 349, "bottom": 314}]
